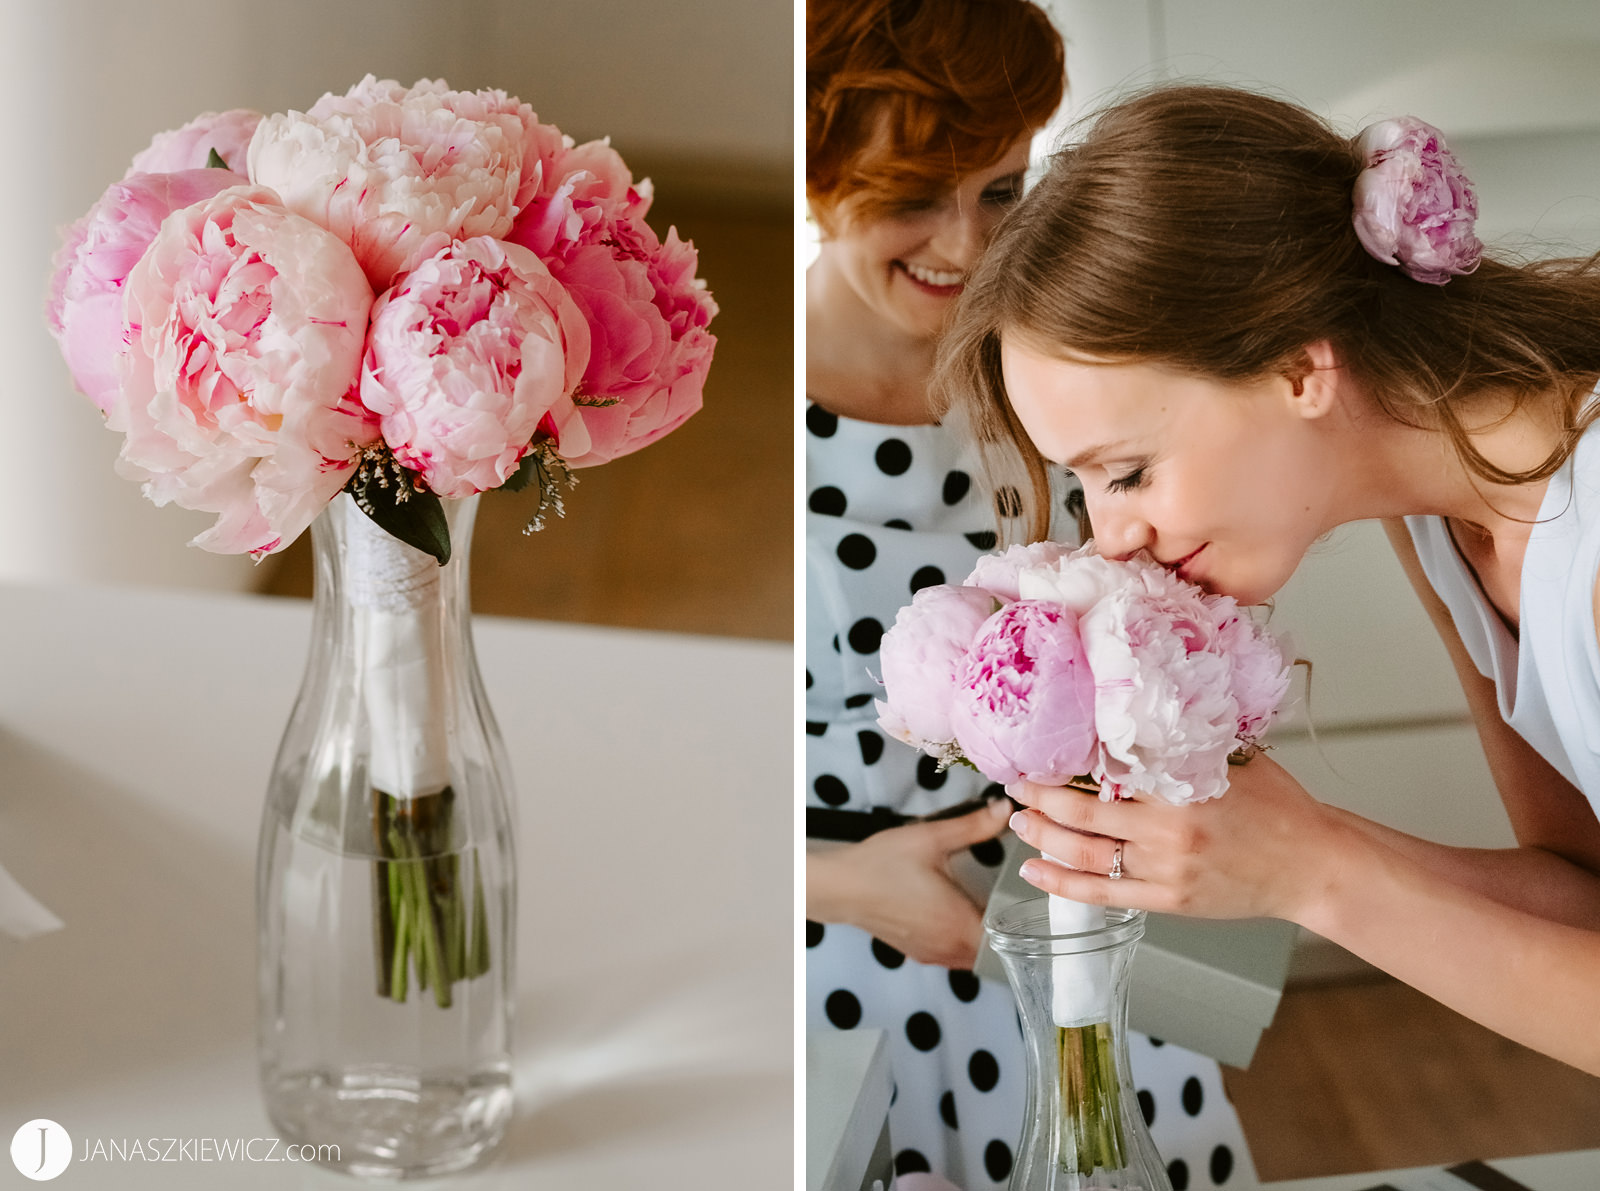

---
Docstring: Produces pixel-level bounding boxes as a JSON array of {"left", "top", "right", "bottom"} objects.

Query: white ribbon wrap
[
  {"left": 345, "top": 508, "right": 452, "bottom": 800},
  {"left": 1045, "top": 866, "right": 1111, "bottom": 1027}
]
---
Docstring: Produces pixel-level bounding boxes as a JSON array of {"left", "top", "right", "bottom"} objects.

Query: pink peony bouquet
[
  {"left": 878, "top": 540, "right": 1291, "bottom": 1173},
  {"left": 877, "top": 541, "right": 1291, "bottom": 803},
  {"left": 47, "top": 77, "right": 717, "bottom": 563}
]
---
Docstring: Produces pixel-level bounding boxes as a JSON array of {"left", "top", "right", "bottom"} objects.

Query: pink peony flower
[
  {"left": 965, "top": 539, "right": 1077, "bottom": 602},
  {"left": 876, "top": 583, "right": 1000, "bottom": 754},
  {"left": 1210, "top": 597, "right": 1292, "bottom": 742},
  {"left": 117, "top": 185, "right": 378, "bottom": 557},
  {"left": 129, "top": 109, "right": 263, "bottom": 175},
  {"left": 506, "top": 134, "right": 654, "bottom": 266},
  {"left": 359, "top": 236, "right": 592, "bottom": 498},
  {"left": 950, "top": 600, "right": 1099, "bottom": 786},
  {"left": 1352, "top": 116, "right": 1482, "bottom": 285},
  {"left": 248, "top": 76, "right": 550, "bottom": 288},
  {"left": 47, "top": 168, "right": 245, "bottom": 419},
  {"left": 1077, "top": 581, "right": 1241, "bottom": 804},
  {"left": 551, "top": 222, "right": 717, "bottom": 467}
]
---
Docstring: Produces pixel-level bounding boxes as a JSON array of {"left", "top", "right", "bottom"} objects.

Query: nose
[
  {"left": 1086, "top": 498, "right": 1155, "bottom": 560},
  {"left": 928, "top": 202, "right": 989, "bottom": 271}
]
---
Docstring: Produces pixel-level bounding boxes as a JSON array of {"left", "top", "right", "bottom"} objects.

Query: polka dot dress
[{"left": 805, "top": 403, "right": 1257, "bottom": 1190}]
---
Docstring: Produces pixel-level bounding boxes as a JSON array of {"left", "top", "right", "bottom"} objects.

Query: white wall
[{"left": 0, "top": 0, "right": 787, "bottom": 592}]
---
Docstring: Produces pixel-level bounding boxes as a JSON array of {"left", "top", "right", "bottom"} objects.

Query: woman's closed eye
[
  {"left": 1106, "top": 466, "right": 1148, "bottom": 494},
  {"left": 980, "top": 173, "right": 1026, "bottom": 207}
]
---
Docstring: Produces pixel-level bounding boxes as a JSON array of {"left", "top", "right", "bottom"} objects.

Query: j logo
[{"left": 8, "top": 1120, "right": 71, "bottom": 1181}]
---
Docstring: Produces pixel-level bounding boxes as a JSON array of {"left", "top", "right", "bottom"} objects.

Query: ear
[{"left": 1284, "top": 339, "right": 1342, "bottom": 420}]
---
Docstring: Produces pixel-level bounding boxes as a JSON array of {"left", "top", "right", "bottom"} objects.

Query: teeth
[{"left": 903, "top": 262, "right": 964, "bottom": 288}]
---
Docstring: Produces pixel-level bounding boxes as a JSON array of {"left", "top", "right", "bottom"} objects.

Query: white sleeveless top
[{"left": 1404, "top": 419, "right": 1600, "bottom": 809}]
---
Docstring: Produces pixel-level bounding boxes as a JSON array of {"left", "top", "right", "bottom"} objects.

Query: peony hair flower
[
  {"left": 248, "top": 76, "right": 551, "bottom": 289},
  {"left": 129, "top": 109, "right": 264, "bottom": 175},
  {"left": 47, "top": 168, "right": 246, "bottom": 420},
  {"left": 1352, "top": 116, "right": 1482, "bottom": 285},
  {"left": 875, "top": 582, "right": 1000, "bottom": 757},
  {"left": 116, "top": 185, "right": 379, "bottom": 557},
  {"left": 950, "top": 599, "right": 1099, "bottom": 787},
  {"left": 359, "top": 236, "right": 592, "bottom": 499}
]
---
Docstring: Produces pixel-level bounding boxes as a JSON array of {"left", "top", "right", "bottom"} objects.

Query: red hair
[{"left": 807, "top": 0, "right": 1065, "bottom": 231}]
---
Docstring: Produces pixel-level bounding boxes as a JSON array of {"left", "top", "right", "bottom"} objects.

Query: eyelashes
[{"left": 1106, "top": 466, "right": 1148, "bottom": 494}]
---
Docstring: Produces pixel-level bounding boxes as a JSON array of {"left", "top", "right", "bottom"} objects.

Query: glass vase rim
[{"left": 984, "top": 898, "right": 1146, "bottom": 955}]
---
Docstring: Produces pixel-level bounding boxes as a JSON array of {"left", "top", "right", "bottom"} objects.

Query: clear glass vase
[
  {"left": 257, "top": 492, "right": 516, "bottom": 1179},
  {"left": 986, "top": 899, "right": 1171, "bottom": 1191}
]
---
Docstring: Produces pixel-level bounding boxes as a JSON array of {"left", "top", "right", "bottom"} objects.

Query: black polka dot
[
  {"left": 981, "top": 782, "right": 1006, "bottom": 800},
  {"left": 1168, "top": 1158, "right": 1190, "bottom": 1191},
  {"left": 871, "top": 938, "right": 905, "bottom": 969},
  {"left": 858, "top": 730, "right": 884, "bottom": 765},
  {"left": 968, "top": 1049, "right": 999, "bottom": 1092},
  {"left": 894, "top": 1149, "right": 930, "bottom": 1175},
  {"left": 994, "top": 485, "right": 1023, "bottom": 519},
  {"left": 915, "top": 754, "right": 948, "bottom": 790},
  {"left": 909, "top": 565, "right": 944, "bottom": 593},
  {"left": 805, "top": 721, "right": 826, "bottom": 736},
  {"left": 969, "top": 838, "right": 1004, "bottom": 867},
  {"left": 824, "top": 989, "right": 861, "bottom": 1029},
  {"left": 1211, "top": 1144, "right": 1235, "bottom": 1184},
  {"left": 1182, "top": 1075, "right": 1204, "bottom": 1116},
  {"left": 984, "top": 1139, "right": 1014, "bottom": 1182},
  {"left": 875, "top": 438, "right": 912, "bottom": 475},
  {"left": 808, "top": 485, "right": 847, "bottom": 516},
  {"left": 843, "top": 693, "right": 873, "bottom": 709},
  {"left": 836, "top": 533, "right": 876, "bottom": 570},
  {"left": 847, "top": 617, "right": 883, "bottom": 654},
  {"left": 965, "top": 530, "right": 998, "bottom": 550},
  {"left": 890, "top": 1081, "right": 898, "bottom": 1106},
  {"left": 1149, "top": 1037, "right": 1166, "bottom": 1047},
  {"left": 1138, "top": 1088, "right": 1155, "bottom": 1127},
  {"left": 884, "top": 518, "right": 913, "bottom": 530},
  {"left": 805, "top": 669, "right": 813, "bottom": 689},
  {"left": 831, "top": 634, "right": 840, "bottom": 653},
  {"left": 806, "top": 404, "right": 838, "bottom": 437},
  {"left": 806, "top": 920, "right": 824, "bottom": 948},
  {"left": 942, "top": 470, "right": 971, "bottom": 505},
  {"left": 814, "top": 774, "right": 849, "bottom": 806},
  {"left": 948, "top": 970, "right": 980, "bottom": 1003},
  {"left": 939, "top": 1090, "right": 959, "bottom": 1130},
  {"left": 905, "top": 1011, "right": 941, "bottom": 1051}
]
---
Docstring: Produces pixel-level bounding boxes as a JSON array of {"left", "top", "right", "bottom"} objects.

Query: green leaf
[
  {"left": 205, "top": 147, "right": 227, "bottom": 170},
  {"left": 356, "top": 485, "right": 451, "bottom": 564},
  {"left": 500, "top": 451, "right": 538, "bottom": 493}
]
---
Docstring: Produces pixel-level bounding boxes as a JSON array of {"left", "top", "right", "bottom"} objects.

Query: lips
[
  {"left": 895, "top": 260, "right": 964, "bottom": 297},
  {"left": 1162, "top": 544, "right": 1207, "bottom": 581}
]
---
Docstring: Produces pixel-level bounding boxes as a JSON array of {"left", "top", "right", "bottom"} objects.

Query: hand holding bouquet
[{"left": 876, "top": 540, "right": 1291, "bottom": 1169}]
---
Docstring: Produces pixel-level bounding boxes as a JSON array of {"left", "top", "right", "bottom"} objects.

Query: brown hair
[
  {"left": 806, "top": 0, "right": 1064, "bottom": 233},
  {"left": 937, "top": 84, "right": 1600, "bottom": 541}
]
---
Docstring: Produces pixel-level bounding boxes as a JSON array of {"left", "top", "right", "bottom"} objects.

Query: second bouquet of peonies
[
  {"left": 875, "top": 539, "right": 1291, "bottom": 1171},
  {"left": 46, "top": 74, "right": 716, "bottom": 563}
]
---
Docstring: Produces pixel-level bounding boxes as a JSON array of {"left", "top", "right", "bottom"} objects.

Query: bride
[{"left": 941, "top": 83, "right": 1600, "bottom": 1073}]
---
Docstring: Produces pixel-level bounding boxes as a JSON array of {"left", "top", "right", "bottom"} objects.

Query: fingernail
[
  {"left": 1019, "top": 860, "right": 1042, "bottom": 884},
  {"left": 1008, "top": 810, "right": 1028, "bottom": 835},
  {"left": 1005, "top": 780, "right": 1024, "bottom": 799}
]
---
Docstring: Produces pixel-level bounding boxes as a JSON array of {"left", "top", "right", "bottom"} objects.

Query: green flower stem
[
  {"left": 371, "top": 786, "right": 489, "bottom": 1006},
  {"left": 1058, "top": 1022, "right": 1126, "bottom": 1173}
]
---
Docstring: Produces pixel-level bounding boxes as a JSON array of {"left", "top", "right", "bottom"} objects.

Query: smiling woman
[{"left": 936, "top": 82, "right": 1600, "bottom": 1079}]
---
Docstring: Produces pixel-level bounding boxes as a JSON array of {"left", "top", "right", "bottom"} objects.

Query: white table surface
[{"left": 0, "top": 581, "right": 792, "bottom": 1188}]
